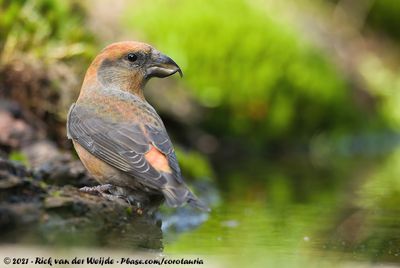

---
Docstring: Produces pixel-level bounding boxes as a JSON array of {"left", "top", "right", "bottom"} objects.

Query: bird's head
[{"left": 83, "top": 41, "right": 182, "bottom": 97}]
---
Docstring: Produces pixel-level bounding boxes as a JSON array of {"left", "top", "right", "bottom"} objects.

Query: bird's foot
[
  {"left": 98, "top": 192, "right": 127, "bottom": 205},
  {"left": 79, "top": 184, "right": 143, "bottom": 212},
  {"left": 79, "top": 184, "right": 114, "bottom": 194},
  {"left": 80, "top": 184, "right": 122, "bottom": 200}
]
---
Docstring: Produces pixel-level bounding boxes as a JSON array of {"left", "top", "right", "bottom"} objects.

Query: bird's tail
[
  {"left": 186, "top": 190, "right": 210, "bottom": 211},
  {"left": 162, "top": 178, "right": 210, "bottom": 212}
]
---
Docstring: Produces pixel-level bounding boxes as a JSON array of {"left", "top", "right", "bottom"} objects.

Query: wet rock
[
  {"left": 32, "top": 157, "right": 95, "bottom": 188},
  {"left": 0, "top": 173, "right": 23, "bottom": 189},
  {"left": 0, "top": 102, "right": 36, "bottom": 149},
  {"left": 0, "top": 157, "right": 163, "bottom": 250},
  {"left": 0, "top": 157, "right": 30, "bottom": 178},
  {"left": 0, "top": 207, "right": 17, "bottom": 232},
  {"left": 22, "top": 141, "right": 63, "bottom": 168},
  {"left": 0, "top": 158, "right": 44, "bottom": 204},
  {"left": 22, "top": 141, "right": 96, "bottom": 187},
  {"left": 0, "top": 150, "right": 7, "bottom": 159}
]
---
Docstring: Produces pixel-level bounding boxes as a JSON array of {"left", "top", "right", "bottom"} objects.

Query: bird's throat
[{"left": 83, "top": 66, "right": 146, "bottom": 100}]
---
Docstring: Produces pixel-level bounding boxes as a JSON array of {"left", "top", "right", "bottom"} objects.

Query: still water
[
  {"left": 2, "top": 147, "right": 400, "bottom": 267},
  {"left": 161, "top": 149, "right": 400, "bottom": 267}
]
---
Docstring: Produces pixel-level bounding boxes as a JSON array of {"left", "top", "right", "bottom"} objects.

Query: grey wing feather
[
  {"left": 146, "top": 125, "right": 183, "bottom": 183},
  {"left": 67, "top": 104, "right": 183, "bottom": 189}
]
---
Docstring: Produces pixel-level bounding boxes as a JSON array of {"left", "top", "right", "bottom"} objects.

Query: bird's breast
[{"left": 73, "top": 141, "right": 117, "bottom": 184}]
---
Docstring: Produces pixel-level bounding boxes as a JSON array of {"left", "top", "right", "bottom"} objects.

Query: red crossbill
[{"left": 67, "top": 41, "right": 208, "bottom": 211}]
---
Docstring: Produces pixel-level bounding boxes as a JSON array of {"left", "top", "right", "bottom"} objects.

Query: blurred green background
[{"left": 1, "top": 0, "right": 400, "bottom": 267}]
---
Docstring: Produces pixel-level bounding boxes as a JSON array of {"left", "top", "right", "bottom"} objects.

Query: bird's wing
[{"left": 67, "top": 103, "right": 183, "bottom": 190}]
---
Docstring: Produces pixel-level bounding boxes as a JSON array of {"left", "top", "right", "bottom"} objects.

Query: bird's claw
[
  {"left": 79, "top": 184, "right": 114, "bottom": 195},
  {"left": 79, "top": 184, "right": 143, "bottom": 212}
]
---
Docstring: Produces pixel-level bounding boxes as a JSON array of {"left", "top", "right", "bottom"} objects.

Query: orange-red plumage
[{"left": 144, "top": 145, "right": 172, "bottom": 173}]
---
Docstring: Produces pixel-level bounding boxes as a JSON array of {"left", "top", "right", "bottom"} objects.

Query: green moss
[
  {"left": 126, "top": 0, "right": 379, "bottom": 146},
  {"left": 50, "top": 190, "right": 61, "bottom": 197},
  {"left": 125, "top": 206, "right": 133, "bottom": 216},
  {"left": 39, "top": 181, "right": 48, "bottom": 190},
  {"left": 9, "top": 150, "right": 29, "bottom": 166},
  {"left": 0, "top": 0, "right": 96, "bottom": 64}
]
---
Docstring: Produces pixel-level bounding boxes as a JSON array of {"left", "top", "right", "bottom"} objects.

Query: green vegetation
[
  {"left": 0, "top": 0, "right": 97, "bottom": 143},
  {"left": 9, "top": 150, "right": 29, "bottom": 166},
  {"left": 366, "top": 0, "right": 400, "bottom": 40},
  {"left": 0, "top": 0, "right": 95, "bottom": 64},
  {"left": 127, "top": 0, "right": 384, "bottom": 149},
  {"left": 175, "top": 147, "right": 214, "bottom": 181}
]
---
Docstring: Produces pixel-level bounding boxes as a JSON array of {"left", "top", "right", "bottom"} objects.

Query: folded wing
[{"left": 67, "top": 103, "right": 183, "bottom": 193}]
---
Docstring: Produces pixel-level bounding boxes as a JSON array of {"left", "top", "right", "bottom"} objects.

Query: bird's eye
[{"left": 127, "top": 53, "right": 138, "bottom": 62}]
